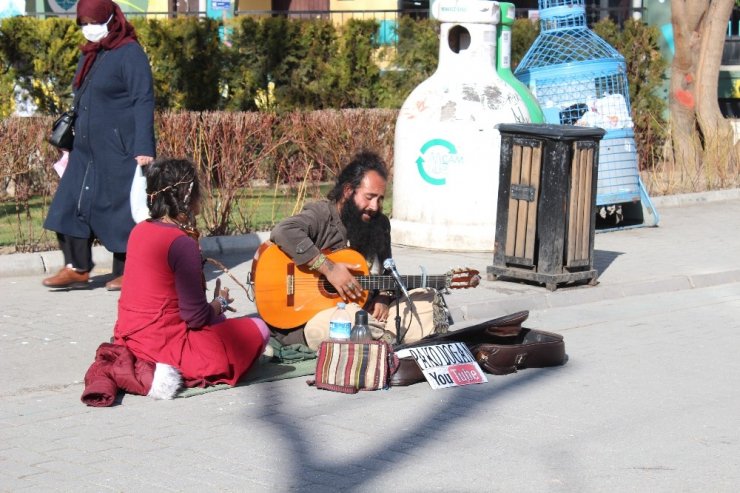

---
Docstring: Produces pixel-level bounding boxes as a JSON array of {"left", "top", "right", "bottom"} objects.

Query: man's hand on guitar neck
[{"left": 313, "top": 255, "right": 362, "bottom": 302}]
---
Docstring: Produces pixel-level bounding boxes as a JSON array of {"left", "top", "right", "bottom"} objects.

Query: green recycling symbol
[{"left": 416, "top": 138, "right": 459, "bottom": 186}]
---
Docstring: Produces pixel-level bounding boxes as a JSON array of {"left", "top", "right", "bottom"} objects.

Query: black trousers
[{"left": 57, "top": 233, "right": 126, "bottom": 276}]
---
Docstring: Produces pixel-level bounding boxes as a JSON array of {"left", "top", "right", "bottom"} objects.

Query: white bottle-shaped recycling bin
[{"left": 392, "top": 0, "right": 532, "bottom": 251}]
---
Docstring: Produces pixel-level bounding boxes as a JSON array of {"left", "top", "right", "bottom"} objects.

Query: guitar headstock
[{"left": 446, "top": 268, "right": 481, "bottom": 289}]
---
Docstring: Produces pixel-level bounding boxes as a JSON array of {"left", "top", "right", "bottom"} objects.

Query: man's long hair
[
  {"left": 328, "top": 151, "right": 388, "bottom": 261},
  {"left": 327, "top": 151, "right": 388, "bottom": 202}
]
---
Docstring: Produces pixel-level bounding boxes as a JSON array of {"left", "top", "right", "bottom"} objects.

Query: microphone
[{"left": 383, "top": 258, "right": 411, "bottom": 301}]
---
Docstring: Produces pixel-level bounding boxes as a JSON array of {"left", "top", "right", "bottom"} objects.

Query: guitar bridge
[
  {"left": 286, "top": 274, "right": 294, "bottom": 295},
  {"left": 286, "top": 263, "right": 295, "bottom": 307}
]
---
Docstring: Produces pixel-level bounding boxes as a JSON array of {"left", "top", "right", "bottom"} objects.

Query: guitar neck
[{"left": 358, "top": 275, "right": 447, "bottom": 292}]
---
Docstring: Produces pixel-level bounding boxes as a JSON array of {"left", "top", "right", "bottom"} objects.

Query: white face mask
[{"left": 81, "top": 14, "right": 113, "bottom": 43}]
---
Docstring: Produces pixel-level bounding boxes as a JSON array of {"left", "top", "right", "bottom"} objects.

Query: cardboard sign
[{"left": 396, "top": 342, "right": 487, "bottom": 389}]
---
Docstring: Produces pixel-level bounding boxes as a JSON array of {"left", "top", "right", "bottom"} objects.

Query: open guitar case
[{"left": 390, "top": 310, "right": 567, "bottom": 386}]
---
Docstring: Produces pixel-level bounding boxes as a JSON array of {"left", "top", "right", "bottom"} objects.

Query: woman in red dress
[{"left": 113, "top": 158, "right": 269, "bottom": 388}]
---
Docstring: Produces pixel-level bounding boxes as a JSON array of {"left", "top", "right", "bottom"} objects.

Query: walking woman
[{"left": 43, "top": 0, "right": 155, "bottom": 291}]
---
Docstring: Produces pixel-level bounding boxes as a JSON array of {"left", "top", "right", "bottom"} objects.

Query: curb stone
[
  {"left": 649, "top": 188, "right": 740, "bottom": 208},
  {"left": 4, "top": 232, "right": 270, "bottom": 277},
  {"left": 200, "top": 231, "right": 270, "bottom": 257}
]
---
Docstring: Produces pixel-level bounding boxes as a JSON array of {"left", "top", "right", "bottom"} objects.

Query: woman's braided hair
[{"left": 146, "top": 158, "right": 201, "bottom": 225}]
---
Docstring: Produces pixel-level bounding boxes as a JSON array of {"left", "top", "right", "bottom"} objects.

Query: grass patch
[
  {"left": 205, "top": 185, "right": 333, "bottom": 233},
  {"left": 0, "top": 196, "right": 56, "bottom": 252}
]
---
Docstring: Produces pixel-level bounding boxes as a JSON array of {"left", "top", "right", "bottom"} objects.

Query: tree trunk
[
  {"left": 669, "top": 0, "right": 736, "bottom": 186},
  {"left": 695, "top": 0, "right": 736, "bottom": 174},
  {"left": 669, "top": 0, "right": 703, "bottom": 173}
]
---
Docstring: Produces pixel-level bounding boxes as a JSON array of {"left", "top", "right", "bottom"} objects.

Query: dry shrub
[
  {"left": 155, "top": 111, "right": 201, "bottom": 160},
  {"left": 196, "top": 111, "right": 286, "bottom": 235},
  {"left": 282, "top": 108, "right": 397, "bottom": 183},
  {"left": 1, "top": 116, "right": 59, "bottom": 198},
  {"left": 5, "top": 109, "right": 740, "bottom": 253},
  {"left": 156, "top": 111, "right": 289, "bottom": 235},
  {"left": 261, "top": 108, "right": 397, "bottom": 220},
  {"left": 2, "top": 110, "right": 399, "bottom": 250},
  {"left": 0, "top": 116, "right": 59, "bottom": 251},
  {"left": 643, "top": 128, "right": 740, "bottom": 196}
]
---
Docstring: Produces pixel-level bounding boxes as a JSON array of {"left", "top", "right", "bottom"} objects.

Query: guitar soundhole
[{"left": 322, "top": 279, "right": 338, "bottom": 295}]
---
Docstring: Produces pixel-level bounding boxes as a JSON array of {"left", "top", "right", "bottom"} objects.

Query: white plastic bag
[{"left": 130, "top": 165, "right": 149, "bottom": 223}]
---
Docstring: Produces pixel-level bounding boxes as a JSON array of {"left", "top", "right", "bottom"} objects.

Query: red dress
[{"left": 113, "top": 220, "right": 265, "bottom": 387}]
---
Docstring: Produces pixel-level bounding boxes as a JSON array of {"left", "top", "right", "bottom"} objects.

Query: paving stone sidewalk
[{"left": 0, "top": 191, "right": 739, "bottom": 491}]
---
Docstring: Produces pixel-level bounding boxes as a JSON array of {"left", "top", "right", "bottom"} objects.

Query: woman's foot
[
  {"left": 42, "top": 266, "right": 90, "bottom": 289},
  {"left": 105, "top": 275, "right": 124, "bottom": 291}
]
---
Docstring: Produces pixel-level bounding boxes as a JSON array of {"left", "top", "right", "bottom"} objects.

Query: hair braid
[{"left": 146, "top": 158, "right": 201, "bottom": 224}]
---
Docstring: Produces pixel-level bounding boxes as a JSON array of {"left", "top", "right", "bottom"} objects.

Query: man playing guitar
[
  {"left": 256, "top": 150, "right": 479, "bottom": 348},
  {"left": 268, "top": 151, "right": 394, "bottom": 344}
]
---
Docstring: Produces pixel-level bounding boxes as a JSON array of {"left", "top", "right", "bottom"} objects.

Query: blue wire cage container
[{"left": 515, "top": 0, "right": 641, "bottom": 207}]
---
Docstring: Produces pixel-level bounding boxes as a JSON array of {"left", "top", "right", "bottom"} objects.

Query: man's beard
[{"left": 341, "top": 197, "right": 384, "bottom": 261}]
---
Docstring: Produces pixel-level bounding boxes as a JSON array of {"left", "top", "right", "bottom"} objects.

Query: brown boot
[
  {"left": 42, "top": 266, "right": 90, "bottom": 289},
  {"left": 105, "top": 275, "right": 123, "bottom": 291}
]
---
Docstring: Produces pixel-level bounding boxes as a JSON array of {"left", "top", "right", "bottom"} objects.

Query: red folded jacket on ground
[{"left": 81, "top": 343, "right": 181, "bottom": 407}]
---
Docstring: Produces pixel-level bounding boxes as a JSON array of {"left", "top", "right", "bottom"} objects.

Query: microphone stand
[
  {"left": 393, "top": 285, "right": 403, "bottom": 345},
  {"left": 383, "top": 260, "right": 416, "bottom": 345}
]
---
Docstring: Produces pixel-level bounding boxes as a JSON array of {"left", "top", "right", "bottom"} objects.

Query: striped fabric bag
[{"left": 308, "top": 340, "right": 398, "bottom": 394}]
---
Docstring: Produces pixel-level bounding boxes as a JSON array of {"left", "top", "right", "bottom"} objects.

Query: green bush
[
  {"left": 0, "top": 15, "right": 670, "bottom": 123},
  {"left": 0, "top": 68, "right": 16, "bottom": 118},
  {"left": 134, "top": 17, "right": 223, "bottom": 111},
  {"left": 224, "top": 16, "right": 302, "bottom": 111},
  {"left": 0, "top": 16, "right": 81, "bottom": 114},
  {"left": 280, "top": 19, "right": 338, "bottom": 110},
  {"left": 222, "top": 16, "right": 339, "bottom": 111},
  {"left": 329, "top": 19, "right": 382, "bottom": 108},
  {"left": 511, "top": 18, "right": 539, "bottom": 71},
  {"left": 219, "top": 16, "right": 263, "bottom": 111},
  {"left": 377, "top": 16, "right": 439, "bottom": 108}
]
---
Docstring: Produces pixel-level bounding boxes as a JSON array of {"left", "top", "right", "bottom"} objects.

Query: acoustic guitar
[{"left": 249, "top": 242, "right": 481, "bottom": 329}]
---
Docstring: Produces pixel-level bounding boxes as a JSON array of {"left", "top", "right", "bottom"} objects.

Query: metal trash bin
[{"left": 487, "top": 124, "right": 605, "bottom": 290}]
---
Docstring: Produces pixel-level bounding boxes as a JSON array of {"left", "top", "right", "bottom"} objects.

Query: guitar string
[
  {"left": 254, "top": 276, "right": 473, "bottom": 292},
  {"left": 262, "top": 275, "right": 472, "bottom": 284},
  {"left": 277, "top": 275, "right": 459, "bottom": 287}
]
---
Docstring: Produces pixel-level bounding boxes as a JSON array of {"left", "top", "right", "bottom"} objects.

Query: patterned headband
[{"left": 147, "top": 177, "right": 193, "bottom": 203}]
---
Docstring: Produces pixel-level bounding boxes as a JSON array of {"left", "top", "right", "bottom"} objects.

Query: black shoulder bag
[{"left": 49, "top": 51, "right": 106, "bottom": 150}]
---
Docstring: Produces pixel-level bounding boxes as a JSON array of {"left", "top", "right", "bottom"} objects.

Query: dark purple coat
[{"left": 44, "top": 42, "right": 155, "bottom": 253}]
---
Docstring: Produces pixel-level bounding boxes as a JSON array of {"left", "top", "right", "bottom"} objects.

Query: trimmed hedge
[{"left": 0, "top": 109, "right": 397, "bottom": 245}]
